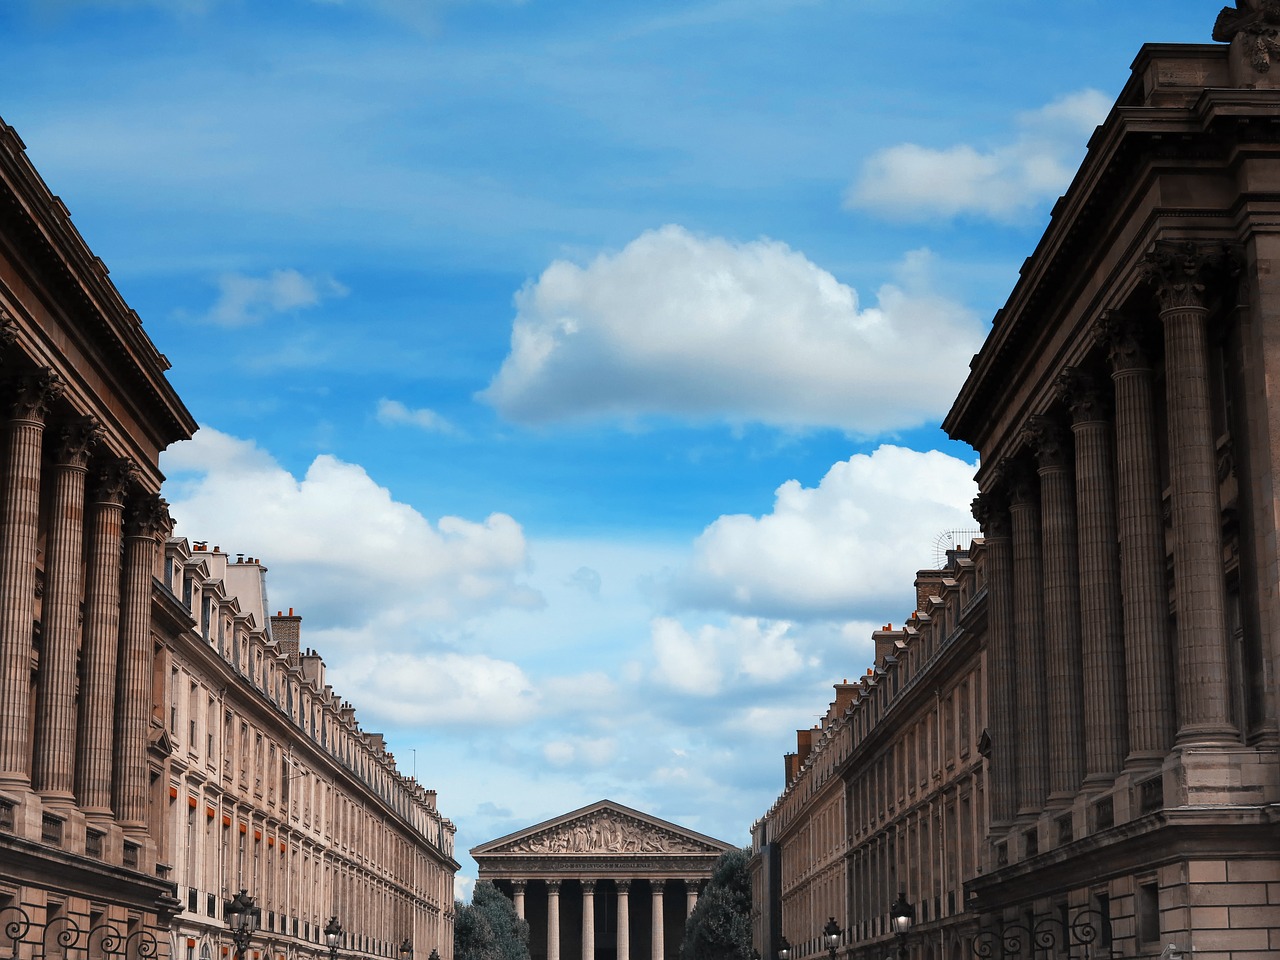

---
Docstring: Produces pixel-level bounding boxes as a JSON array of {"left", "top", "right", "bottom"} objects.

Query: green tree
[
  {"left": 454, "top": 881, "right": 531, "bottom": 960},
  {"left": 680, "top": 848, "right": 754, "bottom": 960}
]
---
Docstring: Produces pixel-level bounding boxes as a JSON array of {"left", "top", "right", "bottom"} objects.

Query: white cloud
[
  {"left": 338, "top": 651, "right": 539, "bottom": 726},
  {"left": 480, "top": 226, "right": 982, "bottom": 434},
  {"left": 847, "top": 89, "right": 1111, "bottom": 223},
  {"left": 650, "top": 616, "right": 813, "bottom": 696},
  {"left": 542, "top": 736, "right": 617, "bottom": 768},
  {"left": 162, "top": 427, "right": 542, "bottom": 630},
  {"left": 673, "top": 445, "right": 979, "bottom": 619},
  {"left": 200, "top": 269, "right": 348, "bottom": 328},
  {"left": 376, "top": 398, "right": 457, "bottom": 434}
]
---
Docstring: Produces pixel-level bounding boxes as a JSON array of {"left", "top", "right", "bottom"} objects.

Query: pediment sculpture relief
[{"left": 504, "top": 811, "right": 713, "bottom": 855}]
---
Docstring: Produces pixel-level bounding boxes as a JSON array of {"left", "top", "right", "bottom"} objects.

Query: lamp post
[
  {"left": 225, "top": 890, "right": 261, "bottom": 960},
  {"left": 427, "top": 950, "right": 440, "bottom": 960},
  {"left": 888, "top": 892, "right": 914, "bottom": 960},
  {"left": 777, "top": 936, "right": 791, "bottom": 960},
  {"left": 822, "top": 918, "right": 840, "bottom": 960},
  {"left": 324, "top": 918, "right": 343, "bottom": 960},
  {"left": 399, "top": 940, "right": 412, "bottom": 960}
]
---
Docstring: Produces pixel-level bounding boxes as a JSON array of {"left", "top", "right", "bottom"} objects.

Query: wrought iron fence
[
  {"left": 971, "top": 907, "right": 1112, "bottom": 960},
  {"left": 0, "top": 908, "right": 159, "bottom": 960}
]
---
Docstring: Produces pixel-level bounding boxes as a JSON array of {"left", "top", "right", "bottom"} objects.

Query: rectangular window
[{"left": 1136, "top": 882, "right": 1160, "bottom": 944}]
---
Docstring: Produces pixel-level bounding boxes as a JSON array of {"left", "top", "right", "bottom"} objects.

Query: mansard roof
[{"left": 471, "top": 799, "right": 736, "bottom": 860}]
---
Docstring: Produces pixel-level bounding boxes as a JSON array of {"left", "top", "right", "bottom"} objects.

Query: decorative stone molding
[
  {"left": 1214, "top": 1, "right": 1280, "bottom": 72},
  {"left": 125, "top": 494, "right": 171, "bottom": 540},
  {"left": 1024, "top": 415, "right": 1071, "bottom": 470},
  {"left": 1055, "top": 368, "right": 1111, "bottom": 424},
  {"left": 92, "top": 458, "right": 139, "bottom": 503},
  {"left": 1096, "top": 311, "right": 1154, "bottom": 373},
  {"left": 971, "top": 491, "right": 1011, "bottom": 540},
  {"left": 1141, "top": 240, "right": 1237, "bottom": 312},
  {"left": 55, "top": 417, "right": 103, "bottom": 468},
  {"left": 5, "top": 369, "right": 64, "bottom": 422}
]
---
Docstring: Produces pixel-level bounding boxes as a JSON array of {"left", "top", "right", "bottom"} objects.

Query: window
[{"left": 1136, "top": 882, "right": 1160, "bottom": 944}]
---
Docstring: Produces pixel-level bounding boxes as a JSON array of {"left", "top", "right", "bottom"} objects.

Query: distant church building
[{"left": 472, "top": 801, "right": 736, "bottom": 960}]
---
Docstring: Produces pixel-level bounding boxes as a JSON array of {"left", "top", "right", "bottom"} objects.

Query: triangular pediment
[{"left": 472, "top": 800, "right": 736, "bottom": 858}]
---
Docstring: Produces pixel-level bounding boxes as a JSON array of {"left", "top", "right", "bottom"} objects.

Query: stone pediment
[{"left": 473, "top": 800, "right": 734, "bottom": 858}]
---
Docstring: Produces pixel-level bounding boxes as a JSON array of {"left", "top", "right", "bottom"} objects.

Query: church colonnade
[{"left": 494, "top": 877, "right": 701, "bottom": 960}]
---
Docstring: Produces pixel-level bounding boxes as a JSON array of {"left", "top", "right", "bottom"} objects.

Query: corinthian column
[
  {"left": 650, "top": 882, "right": 664, "bottom": 960},
  {"left": 113, "top": 492, "right": 169, "bottom": 827},
  {"left": 616, "top": 881, "right": 631, "bottom": 960},
  {"left": 0, "top": 370, "right": 64, "bottom": 785},
  {"left": 1025, "top": 415, "right": 1086, "bottom": 804},
  {"left": 546, "top": 880, "right": 561, "bottom": 960},
  {"left": 1143, "top": 241, "right": 1237, "bottom": 744},
  {"left": 33, "top": 417, "right": 102, "bottom": 800},
  {"left": 1099, "top": 313, "right": 1176, "bottom": 763},
  {"left": 971, "top": 490, "right": 1018, "bottom": 825},
  {"left": 76, "top": 459, "right": 135, "bottom": 814},
  {"left": 581, "top": 880, "right": 595, "bottom": 960},
  {"left": 1057, "top": 368, "right": 1128, "bottom": 783},
  {"left": 1007, "top": 460, "right": 1050, "bottom": 815},
  {"left": 511, "top": 880, "right": 527, "bottom": 920}
]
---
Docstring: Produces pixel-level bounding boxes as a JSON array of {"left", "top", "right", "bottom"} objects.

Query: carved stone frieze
[
  {"left": 1214, "top": 1, "right": 1280, "bottom": 72},
  {"left": 499, "top": 809, "right": 718, "bottom": 856}
]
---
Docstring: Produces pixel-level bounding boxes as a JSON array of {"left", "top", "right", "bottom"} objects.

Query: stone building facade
[
  {"left": 0, "top": 116, "right": 198, "bottom": 960},
  {"left": 158, "top": 542, "right": 458, "bottom": 960},
  {"left": 750, "top": 550, "right": 987, "bottom": 960},
  {"left": 473, "top": 801, "right": 736, "bottom": 960},
  {"left": 944, "top": 10, "right": 1280, "bottom": 957}
]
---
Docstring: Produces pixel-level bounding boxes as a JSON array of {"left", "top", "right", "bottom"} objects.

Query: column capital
[
  {"left": 55, "top": 417, "right": 103, "bottom": 469},
  {"left": 5, "top": 368, "right": 64, "bottom": 423},
  {"left": 125, "top": 493, "right": 171, "bottom": 540},
  {"left": 0, "top": 308, "right": 17, "bottom": 356},
  {"left": 1140, "top": 239, "right": 1238, "bottom": 313},
  {"left": 1056, "top": 367, "right": 1111, "bottom": 424},
  {"left": 1001, "top": 458, "right": 1038, "bottom": 507},
  {"left": 581, "top": 880, "right": 596, "bottom": 893},
  {"left": 1097, "top": 311, "right": 1155, "bottom": 373},
  {"left": 616, "top": 879, "right": 632, "bottom": 893},
  {"left": 1023, "top": 415, "right": 1071, "bottom": 471},
  {"left": 92, "top": 457, "right": 139, "bottom": 504},
  {"left": 971, "top": 490, "right": 1011, "bottom": 540},
  {"left": 546, "top": 879, "right": 562, "bottom": 893},
  {"left": 650, "top": 880, "right": 667, "bottom": 894},
  {"left": 510, "top": 879, "right": 527, "bottom": 893}
]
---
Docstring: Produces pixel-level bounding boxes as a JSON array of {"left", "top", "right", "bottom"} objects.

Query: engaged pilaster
[
  {"left": 1057, "top": 368, "right": 1128, "bottom": 783},
  {"left": 1025, "top": 415, "right": 1086, "bottom": 804},
  {"left": 32, "top": 417, "right": 102, "bottom": 800},
  {"left": 0, "top": 369, "right": 64, "bottom": 785},
  {"left": 1143, "top": 241, "right": 1237, "bottom": 744},
  {"left": 1099, "top": 312, "right": 1176, "bottom": 763}
]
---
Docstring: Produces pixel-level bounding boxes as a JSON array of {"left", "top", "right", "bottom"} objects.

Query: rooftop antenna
[{"left": 932, "top": 529, "right": 978, "bottom": 568}]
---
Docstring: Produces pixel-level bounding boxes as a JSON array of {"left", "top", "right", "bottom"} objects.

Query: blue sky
[{"left": 6, "top": 0, "right": 1216, "bottom": 899}]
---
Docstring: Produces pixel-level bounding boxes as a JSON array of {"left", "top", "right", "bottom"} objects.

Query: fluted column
[
  {"left": 511, "top": 880, "right": 526, "bottom": 920},
  {"left": 1058, "top": 368, "right": 1128, "bottom": 783},
  {"left": 1143, "top": 240, "right": 1237, "bottom": 744},
  {"left": 0, "top": 370, "right": 64, "bottom": 785},
  {"left": 113, "top": 492, "right": 168, "bottom": 827},
  {"left": 32, "top": 418, "right": 102, "bottom": 800},
  {"left": 971, "top": 490, "right": 1018, "bottom": 825},
  {"left": 75, "top": 459, "right": 134, "bottom": 814},
  {"left": 581, "top": 881, "right": 595, "bottom": 960},
  {"left": 1025, "top": 416, "right": 1086, "bottom": 803},
  {"left": 546, "top": 880, "right": 561, "bottom": 960},
  {"left": 1007, "top": 461, "right": 1050, "bottom": 815},
  {"left": 616, "top": 881, "right": 631, "bottom": 960},
  {"left": 1099, "top": 313, "right": 1176, "bottom": 762},
  {"left": 650, "top": 882, "right": 664, "bottom": 960},
  {"left": 684, "top": 881, "right": 698, "bottom": 918}
]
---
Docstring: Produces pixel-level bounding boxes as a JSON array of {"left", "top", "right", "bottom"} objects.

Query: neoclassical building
[
  {"left": 158, "top": 542, "right": 458, "bottom": 960},
  {"left": 473, "top": 801, "right": 737, "bottom": 960},
  {"left": 751, "top": 549, "right": 988, "bottom": 960},
  {"left": 945, "top": 5, "right": 1280, "bottom": 957},
  {"left": 0, "top": 115, "right": 197, "bottom": 959}
]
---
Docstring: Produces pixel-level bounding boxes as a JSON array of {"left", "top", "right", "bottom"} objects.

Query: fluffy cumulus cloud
[
  {"left": 650, "top": 616, "right": 814, "bottom": 696},
  {"left": 480, "top": 225, "right": 982, "bottom": 433},
  {"left": 847, "top": 89, "right": 1112, "bottom": 222},
  {"left": 161, "top": 427, "right": 542, "bottom": 629},
  {"left": 200, "top": 269, "right": 348, "bottom": 328},
  {"left": 338, "top": 651, "right": 539, "bottom": 726},
  {"left": 673, "top": 445, "right": 979, "bottom": 620}
]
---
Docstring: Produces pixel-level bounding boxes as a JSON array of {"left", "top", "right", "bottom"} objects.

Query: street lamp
[
  {"left": 399, "top": 940, "right": 412, "bottom": 960},
  {"left": 777, "top": 936, "right": 791, "bottom": 960},
  {"left": 888, "top": 892, "right": 914, "bottom": 959},
  {"left": 225, "top": 890, "right": 261, "bottom": 960},
  {"left": 822, "top": 918, "right": 840, "bottom": 960},
  {"left": 324, "top": 918, "right": 343, "bottom": 960},
  {"left": 427, "top": 950, "right": 440, "bottom": 960}
]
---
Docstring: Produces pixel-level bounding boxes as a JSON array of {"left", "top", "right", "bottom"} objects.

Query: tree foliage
[
  {"left": 680, "top": 848, "right": 754, "bottom": 960},
  {"left": 454, "top": 881, "right": 531, "bottom": 960}
]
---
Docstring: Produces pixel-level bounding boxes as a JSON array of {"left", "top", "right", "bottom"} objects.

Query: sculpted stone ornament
[
  {"left": 1214, "top": 1, "right": 1280, "bottom": 73},
  {"left": 6, "top": 368, "right": 65, "bottom": 422},
  {"left": 1023, "top": 415, "right": 1071, "bottom": 470},
  {"left": 93, "top": 458, "right": 140, "bottom": 503},
  {"left": 503, "top": 810, "right": 714, "bottom": 855},
  {"left": 126, "top": 493, "right": 172, "bottom": 540},
  {"left": 56, "top": 417, "right": 103, "bottom": 467},
  {"left": 1141, "top": 240, "right": 1237, "bottom": 313},
  {"left": 971, "top": 490, "right": 1011, "bottom": 540},
  {"left": 1055, "top": 367, "right": 1111, "bottom": 424}
]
